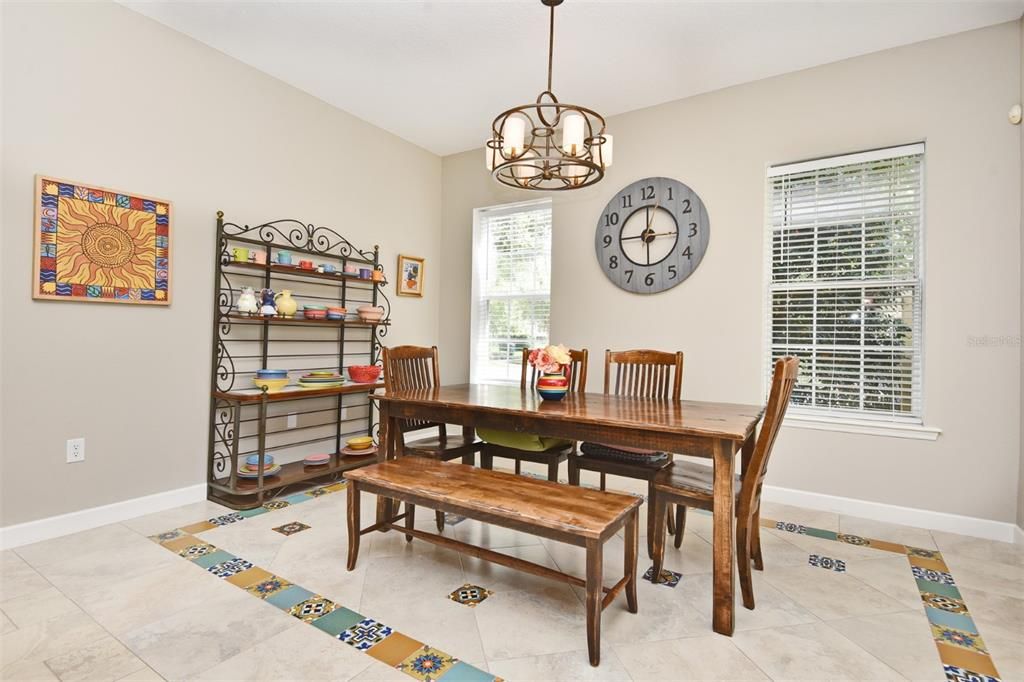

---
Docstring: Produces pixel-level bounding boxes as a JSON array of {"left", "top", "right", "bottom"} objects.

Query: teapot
[
  {"left": 236, "top": 286, "right": 258, "bottom": 316},
  {"left": 259, "top": 288, "right": 277, "bottom": 317},
  {"left": 274, "top": 289, "right": 298, "bottom": 318}
]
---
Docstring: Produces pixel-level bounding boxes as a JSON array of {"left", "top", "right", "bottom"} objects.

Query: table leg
[
  {"left": 712, "top": 438, "right": 736, "bottom": 636},
  {"left": 346, "top": 481, "right": 361, "bottom": 571},
  {"left": 585, "top": 539, "right": 603, "bottom": 667},
  {"left": 624, "top": 510, "right": 639, "bottom": 614}
]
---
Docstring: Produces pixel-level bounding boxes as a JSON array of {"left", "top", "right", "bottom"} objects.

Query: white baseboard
[
  {"left": 1015, "top": 523, "right": 1024, "bottom": 546},
  {"left": 763, "top": 484, "right": 1018, "bottom": 543},
  {"left": 0, "top": 483, "right": 206, "bottom": 550}
]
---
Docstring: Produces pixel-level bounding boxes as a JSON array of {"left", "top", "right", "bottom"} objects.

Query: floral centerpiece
[{"left": 528, "top": 344, "right": 572, "bottom": 401}]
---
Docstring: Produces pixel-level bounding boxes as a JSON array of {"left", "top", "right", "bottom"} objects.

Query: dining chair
[
  {"left": 381, "top": 345, "right": 482, "bottom": 531},
  {"left": 478, "top": 348, "right": 589, "bottom": 481},
  {"left": 568, "top": 349, "right": 684, "bottom": 557},
  {"left": 651, "top": 356, "right": 799, "bottom": 609}
]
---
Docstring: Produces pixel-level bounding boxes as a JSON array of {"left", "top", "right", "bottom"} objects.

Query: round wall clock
[{"left": 594, "top": 176, "right": 710, "bottom": 294}]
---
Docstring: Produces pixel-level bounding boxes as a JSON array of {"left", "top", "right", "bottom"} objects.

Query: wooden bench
[{"left": 345, "top": 458, "right": 642, "bottom": 666}]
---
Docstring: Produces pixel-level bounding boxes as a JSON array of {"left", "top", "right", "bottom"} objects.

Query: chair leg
[
  {"left": 600, "top": 472, "right": 606, "bottom": 491},
  {"left": 405, "top": 502, "right": 415, "bottom": 542},
  {"left": 515, "top": 459, "right": 521, "bottom": 475},
  {"left": 480, "top": 451, "right": 493, "bottom": 470},
  {"left": 751, "top": 511, "right": 764, "bottom": 571},
  {"left": 667, "top": 503, "right": 676, "bottom": 535},
  {"left": 568, "top": 456, "right": 580, "bottom": 486},
  {"left": 737, "top": 524, "right": 755, "bottom": 610},
  {"left": 674, "top": 505, "right": 686, "bottom": 549},
  {"left": 547, "top": 458, "right": 559, "bottom": 482},
  {"left": 435, "top": 510, "right": 445, "bottom": 532},
  {"left": 461, "top": 452, "right": 475, "bottom": 466}
]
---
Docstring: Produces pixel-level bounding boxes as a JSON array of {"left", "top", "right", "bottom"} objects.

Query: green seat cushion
[{"left": 477, "top": 427, "right": 573, "bottom": 453}]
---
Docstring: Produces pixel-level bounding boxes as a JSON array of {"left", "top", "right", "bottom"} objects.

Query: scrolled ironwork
[{"left": 222, "top": 218, "right": 377, "bottom": 261}]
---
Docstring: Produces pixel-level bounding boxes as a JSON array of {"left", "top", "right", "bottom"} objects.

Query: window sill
[{"left": 782, "top": 414, "right": 942, "bottom": 441}]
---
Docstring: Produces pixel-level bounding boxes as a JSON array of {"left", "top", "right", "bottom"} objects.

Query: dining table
[{"left": 370, "top": 383, "right": 764, "bottom": 636}]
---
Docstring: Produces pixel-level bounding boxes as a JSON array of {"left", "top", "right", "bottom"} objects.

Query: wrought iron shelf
[
  {"left": 214, "top": 382, "right": 383, "bottom": 403},
  {"left": 223, "top": 234, "right": 377, "bottom": 266},
  {"left": 225, "top": 313, "right": 389, "bottom": 328},
  {"left": 222, "top": 260, "right": 388, "bottom": 286},
  {"left": 209, "top": 455, "right": 376, "bottom": 502},
  {"left": 208, "top": 212, "right": 391, "bottom": 509}
]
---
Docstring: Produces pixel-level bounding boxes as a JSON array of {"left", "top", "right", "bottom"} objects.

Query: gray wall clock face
[{"left": 594, "top": 176, "right": 710, "bottom": 294}]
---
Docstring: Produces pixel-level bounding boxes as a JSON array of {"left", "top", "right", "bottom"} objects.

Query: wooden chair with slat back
[
  {"left": 568, "top": 349, "right": 684, "bottom": 558},
  {"left": 651, "top": 357, "right": 799, "bottom": 610},
  {"left": 381, "top": 345, "right": 482, "bottom": 531},
  {"left": 478, "top": 348, "right": 589, "bottom": 481}
]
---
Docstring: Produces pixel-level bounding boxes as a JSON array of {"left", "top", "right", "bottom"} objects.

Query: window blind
[
  {"left": 766, "top": 144, "right": 924, "bottom": 422},
  {"left": 471, "top": 199, "right": 552, "bottom": 384}
]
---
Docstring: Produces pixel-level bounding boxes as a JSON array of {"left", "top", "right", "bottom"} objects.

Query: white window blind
[
  {"left": 471, "top": 199, "right": 552, "bottom": 384},
  {"left": 766, "top": 143, "right": 924, "bottom": 423}
]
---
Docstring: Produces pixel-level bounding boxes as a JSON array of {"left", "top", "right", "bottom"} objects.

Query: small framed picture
[{"left": 397, "top": 254, "right": 424, "bottom": 297}]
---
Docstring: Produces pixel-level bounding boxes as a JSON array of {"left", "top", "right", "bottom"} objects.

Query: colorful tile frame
[
  {"left": 148, "top": 472, "right": 1002, "bottom": 682},
  {"left": 33, "top": 175, "right": 171, "bottom": 305}
]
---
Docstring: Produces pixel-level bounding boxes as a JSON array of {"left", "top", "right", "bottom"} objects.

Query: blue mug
[
  {"left": 277, "top": 250, "right": 292, "bottom": 265},
  {"left": 321, "top": 263, "right": 335, "bottom": 274},
  {"left": 359, "top": 268, "right": 372, "bottom": 279}
]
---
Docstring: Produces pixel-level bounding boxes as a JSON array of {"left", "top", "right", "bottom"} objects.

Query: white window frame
[
  {"left": 764, "top": 143, "right": 940, "bottom": 441},
  {"left": 470, "top": 198, "right": 553, "bottom": 385}
]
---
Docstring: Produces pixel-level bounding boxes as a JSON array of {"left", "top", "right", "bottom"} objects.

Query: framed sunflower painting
[{"left": 33, "top": 175, "right": 172, "bottom": 305}]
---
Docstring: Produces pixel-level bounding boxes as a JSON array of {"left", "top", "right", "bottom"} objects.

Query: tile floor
[{"left": 1, "top": 483, "right": 1022, "bottom": 681}]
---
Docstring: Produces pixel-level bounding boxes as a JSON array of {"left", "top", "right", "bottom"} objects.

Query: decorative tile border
[
  {"left": 148, "top": 481, "right": 499, "bottom": 682},
  {"left": 764, "top": 517, "right": 1002, "bottom": 681},
  {"left": 447, "top": 584, "right": 492, "bottom": 608},
  {"left": 807, "top": 554, "right": 846, "bottom": 573},
  {"left": 642, "top": 566, "right": 682, "bottom": 587}
]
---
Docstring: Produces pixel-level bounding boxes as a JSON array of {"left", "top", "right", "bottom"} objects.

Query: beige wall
[
  {"left": 0, "top": 2, "right": 442, "bottom": 526},
  {"left": 442, "top": 22, "right": 1023, "bottom": 524},
  {"left": 1019, "top": 16, "right": 1024, "bottom": 531}
]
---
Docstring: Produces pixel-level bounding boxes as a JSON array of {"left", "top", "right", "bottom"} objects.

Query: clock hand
[
  {"left": 647, "top": 200, "right": 661, "bottom": 229},
  {"left": 646, "top": 239, "right": 651, "bottom": 265},
  {"left": 621, "top": 230, "right": 677, "bottom": 241}
]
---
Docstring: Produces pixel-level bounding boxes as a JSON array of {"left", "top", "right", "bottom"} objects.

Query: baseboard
[
  {"left": 0, "top": 483, "right": 206, "bottom": 550},
  {"left": 1015, "top": 523, "right": 1024, "bottom": 546},
  {"left": 763, "top": 484, "right": 1018, "bottom": 543}
]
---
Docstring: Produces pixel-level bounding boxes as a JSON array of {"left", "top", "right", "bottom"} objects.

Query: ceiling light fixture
[{"left": 485, "top": 0, "right": 612, "bottom": 191}]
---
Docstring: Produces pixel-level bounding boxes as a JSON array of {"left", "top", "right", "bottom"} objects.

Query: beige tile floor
[{"left": 2, "top": 483, "right": 1022, "bottom": 681}]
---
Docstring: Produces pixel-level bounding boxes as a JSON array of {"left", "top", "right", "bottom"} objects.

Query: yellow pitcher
[{"left": 274, "top": 289, "right": 298, "bottom": 318}]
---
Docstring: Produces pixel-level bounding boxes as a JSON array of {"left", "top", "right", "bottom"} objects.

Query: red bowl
[{"left": 348, "top": 365, "right": 382, "bottom": 383}]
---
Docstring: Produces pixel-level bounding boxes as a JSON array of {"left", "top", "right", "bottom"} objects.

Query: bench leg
[
  {"left": 405, "top": 502, "right": 415, "bottom": 543},
  {"left": 624, "top": 509, "right": 639, "bottom": 614},
  {"left": 547, "top": 459, "right": 559, "bottom": 482},
  {"left": 435, "top": 510, "right": 445, "bottom": 532},
  {"left": 346, "top": 482, "right": 361, "bottom": 571},
  {"left": 585, "top": 539, "right": 602, "bottom": 667}
]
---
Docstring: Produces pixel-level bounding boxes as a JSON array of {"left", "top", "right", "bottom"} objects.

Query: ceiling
[{"left": 123, "top": 1, "right": 1023, "bottom": 156}]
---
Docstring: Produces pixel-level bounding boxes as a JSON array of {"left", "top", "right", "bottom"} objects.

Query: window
[
  {"left": 767, "top": 143, "right": 924, "bottom": 424},
  {"left": 471, "top": 199, "right": 553, "bottom": 384}
]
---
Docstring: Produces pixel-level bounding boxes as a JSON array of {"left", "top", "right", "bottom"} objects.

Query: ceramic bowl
[
  {"left": 327, "top": 307, "right": 347, "bottom": 316},
  {"left": 245, "top": 454, "right": 275, "bottom": 466},
  {"left": 253, "top": 377, "right": 289, "bottom": 392},
  {"left": 256, "top": 369, "right": 288, "bottom": 378},
  {"left": 347, "top": 365, "right": 382, "bottom": 383},
  {"left": 346, "top": 436, "right": 374, "bottom": 450},
  {"left": 304, "top": 309, "right": 327, "bottom": 320}
]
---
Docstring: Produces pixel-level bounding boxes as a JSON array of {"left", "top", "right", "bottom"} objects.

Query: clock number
[
  {"left": 609, "top": 255, "right": 619, "bottom": 269},
  {"left": 621, "top": 194, "right": 633, "bottom": 209},
  {"left": 667, "top": 186, "right": 674, "bottom": 200},
  {"left": 688, "top": 222, "right": 698, "bottom": 237},
  {"left": 668, "top": 265, "right": 677, "bottom": 279},
  {"left": 641, "top": 185, "right": 655, "bottom": 200},
  {"left": 644, "top": 272, "right": 655, "bottom": 287},
  {"left": 602, "top": 234, "right": 612, "bottom": 248},
  {"left": 624, "top": 269, "right": 633, "bottom": 283},
  {"left": 682, "top": 246, "right": 692, "bottom": 260},
  {"left": 681, "top": 199, "right": 692, "bottom": 213},
  {"left": 604, "top": 212, "right": 619, "bottom": 227}
]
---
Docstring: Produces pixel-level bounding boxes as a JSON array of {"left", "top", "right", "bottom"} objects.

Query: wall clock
[{"left": 594, "top": 176, "right": 710, "bottom": 294}]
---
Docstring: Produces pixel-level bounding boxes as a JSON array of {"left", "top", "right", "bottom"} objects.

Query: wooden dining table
[{"left": 370, "top": 383, "right": 764, "bottom": 636}]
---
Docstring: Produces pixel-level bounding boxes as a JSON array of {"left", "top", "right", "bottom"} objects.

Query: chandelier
[{"left": 485, "top": 0, "right": 613, "bottom": 191}]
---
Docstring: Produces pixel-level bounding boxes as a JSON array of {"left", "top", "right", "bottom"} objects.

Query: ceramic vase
[
  {"left": 274, "top": 289, "right": 298, "bottom": 318},
  {"left": 537, "top": 372, "right": 569, "bottom": 401},
  {"left": 236, "top": 286, "right": 258, "bottom": 316}
]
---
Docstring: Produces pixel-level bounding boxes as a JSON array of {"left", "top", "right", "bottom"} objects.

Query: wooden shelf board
[
  {"left": 210, "top": 455, "right": 377, "bottom": 495},
  {"left": 225, "top": 313, "right": 388, "bottom": 328},
  {"left": 214, "top": 382, "right": 384, "bottom": 403},
  {"left": 222, "top": 260, "right": 387, "bottom": 286}
]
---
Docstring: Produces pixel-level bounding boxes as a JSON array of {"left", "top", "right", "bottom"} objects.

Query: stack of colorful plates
[
  {"left": 237, "top": 454, "right": 282, "bottom": 478},
  {"left": 303, "top": 453, "right": 330, "bottom": 466},
  {"left": 297, "top": 371, "right": 344, "bottom": 389}
]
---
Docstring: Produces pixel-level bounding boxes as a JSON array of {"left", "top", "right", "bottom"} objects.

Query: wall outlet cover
[{"left": 66, "top": 438, "right": 85, "bottom": 463}]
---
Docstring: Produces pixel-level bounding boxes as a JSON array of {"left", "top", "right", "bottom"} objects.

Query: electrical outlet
[
  {"left": 66, "top": 438, "right": 85, "bottom": 463},
  {"left": 287, "top": 413, "right": 298, "bottom": 429}
]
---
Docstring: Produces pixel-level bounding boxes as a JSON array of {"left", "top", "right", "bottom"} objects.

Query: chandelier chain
[{"left": 547, "top": 2, "right": 555, "bottom": 93}]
